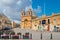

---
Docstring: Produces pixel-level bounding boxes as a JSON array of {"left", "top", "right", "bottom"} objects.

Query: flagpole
[
  {"left": 44, "top": 3, "right": 45, "bottom": 15},
  {"left": 43, "top": 3, "right": 46, "bottom": 31}
]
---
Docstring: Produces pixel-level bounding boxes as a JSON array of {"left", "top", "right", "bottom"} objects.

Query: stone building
[
  {"left": 32, "top": 13, "right": 60, "bottom": 31},
  {"left": 20, "top": 9, "right": 32, "bottom": 29},
  {"left": 20, "top": 9, "right": 60, "bottom": 31},
  {"left": 0, "top": 13, "right": 16, "bottom": 29}
]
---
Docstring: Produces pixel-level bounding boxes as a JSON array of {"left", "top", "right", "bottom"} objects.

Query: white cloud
[
  {"left": 0, "top": 0, "right": 32, "bottom": 23},
  {"left": 25, "top": 5, "right": 33, "bottom": 11},
  {"left": 1, "top": 0, "right": 17, "bottom": 5},
  {"left": 34, "top": 6, "right": 42, "bottom": 13},
  {"left": 14, "top": 20, "right": 20, "bottom": 24},
  {"left": 3, "top": 7, "right": 21, "bottom": 20},
  {"left": 16, "top": 0, "right": 22, "bottom": 5},
  {"left": 0, "top": 0, "right": 42, "bottom": 23}
]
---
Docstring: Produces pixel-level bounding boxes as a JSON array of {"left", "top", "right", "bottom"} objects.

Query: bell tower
[
  {"left": 22, "top": 10, "right": 25, "bottom": 17},
  {"left": 28, "top": 9, "right": 32, "bottom": 16}
]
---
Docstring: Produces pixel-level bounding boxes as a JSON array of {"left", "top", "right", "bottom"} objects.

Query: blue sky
[
  {"left": 0, "top": 0, "right": 60, "bottom": 23},
  {"left": 32, "top": 0, "right": 60, "bottom": 16}
]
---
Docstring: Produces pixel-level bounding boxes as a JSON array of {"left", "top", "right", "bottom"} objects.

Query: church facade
[
  {"left": 20, "top": 9, "right": 32, "bottom": 29},
  {"left": 20, "top": 9, "right": 60, "bottom": 31}
]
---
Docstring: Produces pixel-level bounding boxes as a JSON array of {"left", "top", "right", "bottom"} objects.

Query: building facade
[
  {"left": 32, "top": 13, "right": 60, "bottom": 31},
  {"left": 20, "top": 9, "right": 32, "bottom": 29},
  {"left": 20, "top": 9, "right": 60, "bottom": 31}
]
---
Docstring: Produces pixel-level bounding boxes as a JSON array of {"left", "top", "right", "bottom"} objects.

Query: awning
[{"left": 2, "top": 27, "right": 11, "bottom": 30}]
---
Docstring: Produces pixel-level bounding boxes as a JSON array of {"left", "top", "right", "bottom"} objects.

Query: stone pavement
[{"left": 11, "top": 28, "right": 60, "bottom": 40}]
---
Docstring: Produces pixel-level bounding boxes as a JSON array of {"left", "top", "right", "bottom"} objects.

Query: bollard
[
  {"left": 30, "top": 34, "right": 32, "bottom": 39},
  {"left": 1, "top": 35, "right": 2, "bottom": 39},
  {"left": 11, "top": 35, "right": 12, "bottom": 39},
  {"left": 41, "top": 33, "right": 42, "bottom": 39},
  {"left": 19, "top": 35, "right": 20, "bottom": 39},
  {"left": 9, "top": 35, "right": 10, "bottom": 39},
  {"left": 21, "top": 35, "right": 23, "bottom": 39},
  {"left": 19, "top": 35, "right": 21, "bottom": 39},
  {"left": 50, "top": 33, "right": 52, "bottom": 39}
]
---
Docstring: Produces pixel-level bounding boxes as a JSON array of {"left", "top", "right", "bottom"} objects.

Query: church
[
  {"left": 20, "top": 9, "right": 60, "bottom": 31},
  {"left": 20, "top": 9, "right": 32, "bottom": 29}
]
